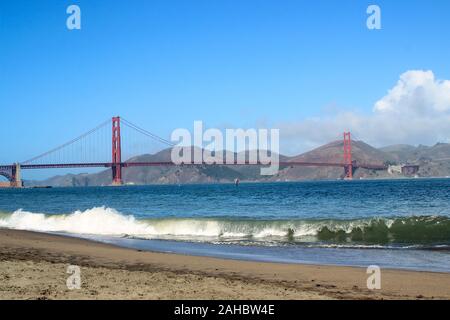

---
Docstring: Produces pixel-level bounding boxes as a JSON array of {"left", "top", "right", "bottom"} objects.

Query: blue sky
[{"left": 1, "top": 0, "right": 450, "bottom": 179}]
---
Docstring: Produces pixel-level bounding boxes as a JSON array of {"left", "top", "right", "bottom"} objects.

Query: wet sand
[{"left": 0, "top": 229, "right": 449, "bottom": 300}]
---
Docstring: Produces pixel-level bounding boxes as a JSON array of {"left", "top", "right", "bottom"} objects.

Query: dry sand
[{"left": 0, "top": 229, "right": 449, "bottom": 300}]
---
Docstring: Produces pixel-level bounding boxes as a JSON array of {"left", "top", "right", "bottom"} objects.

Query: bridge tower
[
  {"left": 112, "top": 116, "right": 123, "bottom": 185},
  {"left": 13, "top": 163, "right": 22, "bottom": 187},
  {"left": 343, "top": 132, "right": 353, "bottom": 180},
  {"left": 2, "top": 164, "right": 23, "bottom": 188}
]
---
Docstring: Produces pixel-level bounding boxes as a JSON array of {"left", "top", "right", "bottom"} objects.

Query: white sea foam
[
  {"left": 0, "top": 207, "right": 238, "bottom": 238},
  {"left": 0, "top": 207, "right": 446, "bottom": 245},
  {"left": 0, "top": 207, "right": 319, "bottom": 239},
  {"left": 0, "top": 207, "right": 153, "bottom": 236}
]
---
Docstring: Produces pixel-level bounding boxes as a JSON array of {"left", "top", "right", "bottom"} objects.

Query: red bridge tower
[
  {"left": 112, "top": 116, "right": 122, "bottom": 185},
  {"left": 343, "top": 132, "right": 353, "bottom": 180}
]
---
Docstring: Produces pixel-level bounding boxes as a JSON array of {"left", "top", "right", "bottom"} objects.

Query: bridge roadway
[{"left": 1, "top": 161, "right": 387, "bottom": 171}]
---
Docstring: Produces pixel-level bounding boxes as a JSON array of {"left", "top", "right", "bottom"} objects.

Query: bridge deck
[{"left": 1, "top": 162, "right": 387, "bottom": 170}]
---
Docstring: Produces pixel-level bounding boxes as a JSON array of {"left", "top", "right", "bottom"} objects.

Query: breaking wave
[{"left": 1, "top": 206, "right": 450, "bottom": 247}]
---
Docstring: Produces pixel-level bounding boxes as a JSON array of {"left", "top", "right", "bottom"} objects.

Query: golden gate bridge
[{"left": 0, "top": 117, "right": 387, "bottom": 187}]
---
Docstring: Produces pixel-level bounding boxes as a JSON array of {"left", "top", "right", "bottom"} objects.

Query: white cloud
[
  {"left": 374, "top": 70, "right": 450, "bottom": 114},
  {"left": 278, "top": 70, "right": 450, "bottom": 154}
]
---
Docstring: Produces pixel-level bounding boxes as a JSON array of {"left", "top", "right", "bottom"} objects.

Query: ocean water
[{"left": 1, "top": 179, "right": 450, "bottom": 272}]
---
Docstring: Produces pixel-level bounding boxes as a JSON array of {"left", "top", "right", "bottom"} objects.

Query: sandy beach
[{"left": 0, "top": 228, "right": 449, "bottom": 300}]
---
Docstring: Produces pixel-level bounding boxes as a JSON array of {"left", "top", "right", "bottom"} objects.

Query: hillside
[
  {"left": 381, "top": 143, "right": 450, "bottom": 177},
  {"left": 269, "top": 140, "right": 395, "bottom": 181},
  {"left": 26, "top": 141, "right": 450, "bottom": 187}
]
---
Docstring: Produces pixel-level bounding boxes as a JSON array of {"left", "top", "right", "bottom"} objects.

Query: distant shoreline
[{"left": 18, "top": 175, "right": 450, "bottom": 189}]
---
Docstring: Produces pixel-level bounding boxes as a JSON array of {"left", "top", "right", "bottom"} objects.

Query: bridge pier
[
  {"left": 11, "top": 163, "right": 23, "bottom": 188},
  {"left": 343, "top": 132, "right": 353, "bottom": 180},
  {"left": 111, "top": 116, "right": 123, "bottom": 186},
  {"left": 112, "top": 164, "right": 123, "bottom": 186},
  {"left": 344, "top": 163, "right": 356, "bottom": 180},
  {"left": 0, "top": 164, "right": 23, "bottom": 188}
]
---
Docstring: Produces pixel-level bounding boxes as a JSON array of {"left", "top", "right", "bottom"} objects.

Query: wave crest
[
  {"left": 1, "top": 206, "right": 449, "bottom": 245},
  {"left": 0, "top": 207, "right": 152, "bottom": 236}
]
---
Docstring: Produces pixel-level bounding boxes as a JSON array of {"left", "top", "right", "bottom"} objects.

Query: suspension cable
[
  {"left": 22, "top": 118, "right": 111, "bottom": 164},
  {"left": 121, "top": 118, "right": 175, "bottom": 147}
]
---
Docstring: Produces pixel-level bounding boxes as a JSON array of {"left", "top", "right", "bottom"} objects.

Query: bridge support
[
  {"left": 111, "top": 117, "right": 122, "bottom": 186},
  {"left": 0, "top": 164, "right": 23, "bottom": 188},
  {"left": 112, "top": 116, "right": 123, "bottom": 186},
  {"left": 12, "top": 163, "right": 23, "bottom": 187},
  {"left": 343, "top": 132, "right": 353, "bottom": 180}
]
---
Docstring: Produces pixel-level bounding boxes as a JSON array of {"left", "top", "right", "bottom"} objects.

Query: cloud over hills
[{"left": 279, "top": 70, "right": 450, "bottom": 154}]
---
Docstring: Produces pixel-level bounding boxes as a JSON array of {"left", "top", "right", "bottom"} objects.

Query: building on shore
[{"left": 388, "top": 164, "right": 420, "bottom": 176}]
